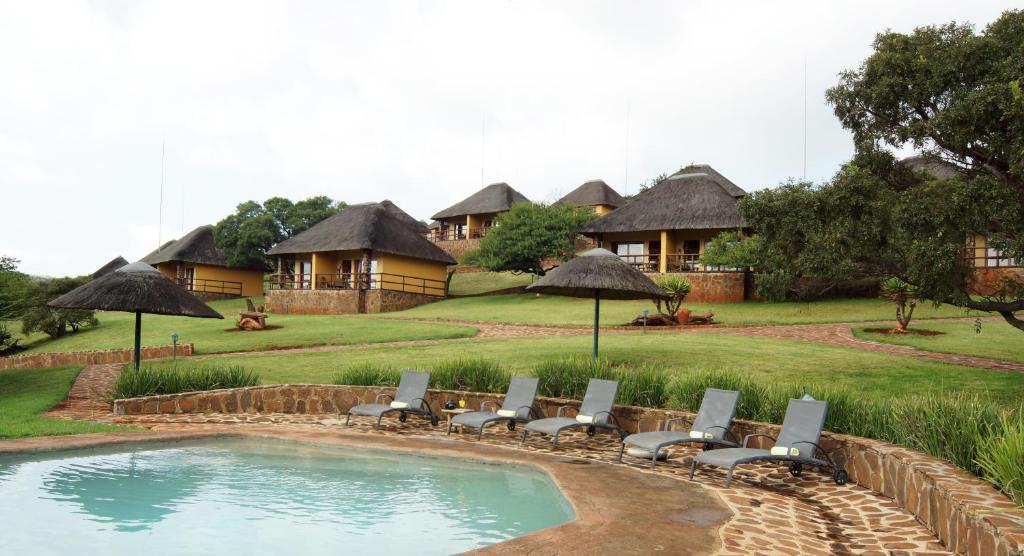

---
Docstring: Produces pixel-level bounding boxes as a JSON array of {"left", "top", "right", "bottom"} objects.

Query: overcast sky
[{"left": 1, "top": 1, "right": 1016, "bottom": 276}]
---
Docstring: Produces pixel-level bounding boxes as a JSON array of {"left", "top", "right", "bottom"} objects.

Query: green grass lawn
[
  {"left": 390, "top": 294, "right": 980, "bottom": 326},
  {"left": 853, "top": 321, "right": 1024, "bottom": 364},
  {"left": 0, "top": 366, "right": 123, "bottom": 438},
  {"left": 159, "top": 332, "right": 1024, "bottom": 408},
  {"left": 9, "top": 298, "right": 476, "bottom": 356},
  {"left": 448, "top": 271, "right": 536, "bottom": 296}
]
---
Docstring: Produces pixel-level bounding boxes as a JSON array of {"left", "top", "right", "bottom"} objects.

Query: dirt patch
[{"left": 861, "top": 327, "right": 945, "bottom": 336}]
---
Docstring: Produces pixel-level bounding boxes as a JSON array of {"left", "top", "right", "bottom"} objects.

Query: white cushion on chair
[
  {"left": 770, "top": 446, "right": 800, "bottom": 457},
  {"left": 496, "top": 409, "right": 517, "bottom": 418},
  {"left": 390, "top": 401, "right": 410, "bottom": 409},
  {"left": 575, "top": 415, "right": 594, "bottom": 424},
  {"left": 689, "top": 430, "right": 714, "bottom": 440}
]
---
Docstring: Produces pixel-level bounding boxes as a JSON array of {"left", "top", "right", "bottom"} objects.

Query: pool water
[{"left": 0, "top": 438, "right": 574, "bottom": 555}]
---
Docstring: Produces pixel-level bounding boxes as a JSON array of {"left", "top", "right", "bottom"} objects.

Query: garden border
[{"left": 0, "top": 344, "right": 194, "bottom": 370}]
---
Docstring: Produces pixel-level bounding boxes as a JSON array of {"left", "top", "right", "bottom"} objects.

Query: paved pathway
[{"left": 44, "top": 364, "right": 951, "bottom": 555}]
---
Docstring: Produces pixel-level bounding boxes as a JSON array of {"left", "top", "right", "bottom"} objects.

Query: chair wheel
[
  {"left": 399, "top": 412, "right": 407, "bottom": 422},
  {"left": 833, "top": 469, "right": 848, "bottom": 485},
  {"left": 788, "top": 462, "right": 803, "bottom": 476},
  {"left": 507, "top": 421, "right": 516, "bottom": 431},
  {"left": 586, "top": 426, "right": 596, "bottom": 437},
  {"left": 430, "top": 416, "right": 439, "bottom": 426}
]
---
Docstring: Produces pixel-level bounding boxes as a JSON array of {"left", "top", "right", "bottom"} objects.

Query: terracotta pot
[{"left": 676, "top": 308, "right": 691, "bottom": 325}]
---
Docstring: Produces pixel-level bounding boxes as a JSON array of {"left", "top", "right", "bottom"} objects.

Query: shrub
[
  {"left": 332, "top": 362, "right": 400, "bottom": 387},
  {"left": 978, "top": 412, "right": 1024, "bottom": 506},
  {"left": 535, "top": 357, "right": 616, "bottom": 400},
  {"left": 111, "top": 365, "right": 259, "bottom": 400},
  {"left": 0, "top": 322, "right": 18, "bottom": 353},
  {"left": 534, "top": 357, "right": 669, "bottom": 408},
  {"left": 432, "top": 358, "right": 510, "bottom": 393}
]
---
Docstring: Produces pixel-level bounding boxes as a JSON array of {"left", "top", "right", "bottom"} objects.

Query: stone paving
[{"left": 45, "top": 363, "right": 952, "bottom": 555}]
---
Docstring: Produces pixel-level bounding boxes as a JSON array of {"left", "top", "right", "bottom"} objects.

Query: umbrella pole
[
  {"left": 592, "top": 289, "right": 601, "bottom": 363},
  {"left": 133, "top": 311, "right": 142, "bottom": 373}
]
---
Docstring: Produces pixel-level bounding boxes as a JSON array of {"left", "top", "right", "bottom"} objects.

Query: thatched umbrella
[
  {"left": 48, "top": 262, "right": 222, "bottom": 371},
  {"left": 526, "top": 248, "right": 668, "bottom": 361}
]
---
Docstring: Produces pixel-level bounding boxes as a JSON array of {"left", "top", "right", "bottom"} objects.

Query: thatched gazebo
[
  {"left": 48, "top": 262, "right": 223, "bottom": 371},
  {"left": 527, "top": 248, "right": 668, "bottom": 361}
]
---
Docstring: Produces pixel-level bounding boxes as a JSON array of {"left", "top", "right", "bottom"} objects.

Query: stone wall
[
  {"left": 972, "top": 267, "right": 1024, "bottom": 296},
  {"left": 649, "top": 272, "right": 748, "bottom": 303},
  {"left": 0, "top": 344, "right": 194, "bottom": 371},
  {"left": 114, "top": 383, "right": 1024, "bottom": 555},
  {"left": 266, "top": 288, "right": 440, "bottom": 315},
  {"left": 363, "top": 289, "right": 442, "bottom": 313},
  {"left": 433, "top": 238, "right": 481, "bottom": 261},
  {"left": 266, "top": 289, "right": 361, "bottom": 314}
]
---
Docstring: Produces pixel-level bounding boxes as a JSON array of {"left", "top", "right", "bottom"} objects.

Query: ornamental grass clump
[
  {"left": 111, "top": 365, "right": 259, "bottom": 400},
  {"left": 431, "top": 358, "right": 511, "bottom": 393},
  {"left": 534, "top": 357, "right": 669, "bottom": 408},
  {"left": 332, "top": 363, "right": 400, "bottom": 387},
  {"left": 977, "top": 412, "right": 1024, "bottom": 506}
]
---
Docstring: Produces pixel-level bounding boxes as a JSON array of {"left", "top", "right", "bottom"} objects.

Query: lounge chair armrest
[
  {"left": 791, "top": 440, "right": 829, "bottom": 460},
  {"left": 374, "top": 393, "right": 394, "bottom": 404},
  {"left": 742, "top": 433, "right": 776, "bottom": 448},
  {"left": 515, "top": 405, "right": 539, "bottom": 419},
  {"left": 556, "top": 405, "right": 579, "bottom": 418},
  {"left": 480, "top": 400, "right": 500, "bottom": 413},
  {"left": 662, "top": 417, "right": 693, "bottom": 432},
  {"left": 590, "top": 411, "right": 621, "bottom": 428},
  {"left": 409, "top": 397, "right": 429, "bottom": 411},
  {"left": 700, "top": 425, "right": 741, "bottom": 444}
]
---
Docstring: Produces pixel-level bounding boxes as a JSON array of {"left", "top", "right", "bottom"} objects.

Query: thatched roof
[
  {"left": 671, "top": 164, "right": 746, "bottom": 198},
  {"left": 267, "top": 202, "right": 457, "bottom": 264},
  {"left": 379, "top": 199, "right": 428, "bottom": 233},
  {"left": 526, "top": 248, "right": 668, "bottom": 300},
  {"left": 91, "top": 256, "right": 129, "bottom": 279},
  {"left": 49, "top": 262, "right": 223, "bottom": 318},
  {"left": 557, "top": 179, "right": 626, "bottom": 209},
  {"left": 140, "top": 225, "right": 262, "bottom": 270},
  {"left": 901, "top": 155, "right": 962, "bottom": 179},
  {"left": 431, "top": 182, "right": 530, "bottom": 220},
  {"left": 582, "top": 173, "right": 745, "bottom": 234}
]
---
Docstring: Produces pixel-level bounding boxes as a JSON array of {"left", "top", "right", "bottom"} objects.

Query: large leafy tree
[
  {"left": 20, "top": 276, "right": 97, "bottom": 339},
  {"left": 825, "top": 10, "right": 1024, "bottom": 330},
  {"left": 463, "top": 203, "right": 597, "bottom": 276},
  {"left": 0, "top": 256, "right": 31, "bottom": 320},
  {"left": 214, "top": 196, "right": 345, "bottom": 269}
]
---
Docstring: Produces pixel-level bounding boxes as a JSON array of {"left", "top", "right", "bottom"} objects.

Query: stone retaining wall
[
  {"left": 266, "top": 288, "right": 441, "bottom": 315},
  {"left": 433, "top": 238, "right": 481, "bottom": 261},
  {"left": 114, "top": 383, "right": 1024, "bottom": 555},
  {"left": 648, "top": 272, "right": 748, "bottom": 303},
  {"left": 0, "top": 344, "right": 194, "bottom": 370},
  {"left": 973, "top": 267, "right": 1024, "bottom": 296}
]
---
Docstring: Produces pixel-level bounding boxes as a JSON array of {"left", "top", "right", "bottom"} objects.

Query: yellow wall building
[
  {"left": 142, "top": 225, "right": 265, "bottom": 297},
  {"left": 430, "top": 182, "right": 530, "bottom": 241},
  {"left": 556, "top": 179, "right": 626, "bottom": 217}
]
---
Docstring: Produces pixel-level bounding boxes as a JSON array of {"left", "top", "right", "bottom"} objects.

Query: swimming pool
[{"left": 0, "top": 438, "right": 574, "bottom": 555}]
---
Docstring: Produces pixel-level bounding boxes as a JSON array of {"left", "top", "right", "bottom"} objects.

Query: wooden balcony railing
[
  {"left": 265, "top": 272, "right": 447, "bottom": 297},
  {"left": 177, "top": 277, "right": 243, "bottom": 296},
  {"left": 618, "top": 254, "right": 746, "bottom": 273},
  {"left": 428, "top": 227, "right": 492, "bottom": 242},
  {"left": 964, "top": 247, "right": 1021, "bottom": 268}
]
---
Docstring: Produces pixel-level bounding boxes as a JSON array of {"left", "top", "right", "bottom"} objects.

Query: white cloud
[{"left": 0, "top": 0, "right": 1016, "bottom": 275}]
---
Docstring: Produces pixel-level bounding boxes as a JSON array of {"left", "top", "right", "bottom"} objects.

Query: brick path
[{"left": 44, "top": 364, "right": 951, "bottom": 555}]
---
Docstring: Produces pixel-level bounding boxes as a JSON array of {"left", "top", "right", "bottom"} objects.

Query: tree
[
  {"left": 213, "top": 196, "right": 345, "bottom": 269},
  {"left": 700, "top": 231, "right": 759, "bottom": 269},
  {"left": 825, "top": 10, "right": 1024, "bottom": 330},
  {"left": 0, "top": 256, "right": 31, "bottom": 319},
  {"left": 880, "top": 277, "right": 920, "bottom": 333},
  {"left": 653, "top": 275, "right": 692, "bottom": 322},
  {"left": 21, "top": 277, "right": 98, "bottom": 339},
  {"left": 462, "top": 203, "right": 597, "bottom": 276}
]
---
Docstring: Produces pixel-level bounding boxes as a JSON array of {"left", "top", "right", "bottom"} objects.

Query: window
[{"left": 613, "top": 242, "right": 644, "bottom": 256}]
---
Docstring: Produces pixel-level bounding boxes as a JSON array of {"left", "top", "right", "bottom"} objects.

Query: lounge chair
[
  {"left": 521, "top": 378, "right": 624, "bottom": 447},
  {"left": 448, "top": 377, "right": 540, "bottom": 439},
  {"left": 617, "top": 388, "right": 740, "bottom": 467},
  {"left": 345, "top": 370, "right": 438, "bottom": 429},
  {"left": 688, "top": 398, "right": 849, "bottom": 487}
]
